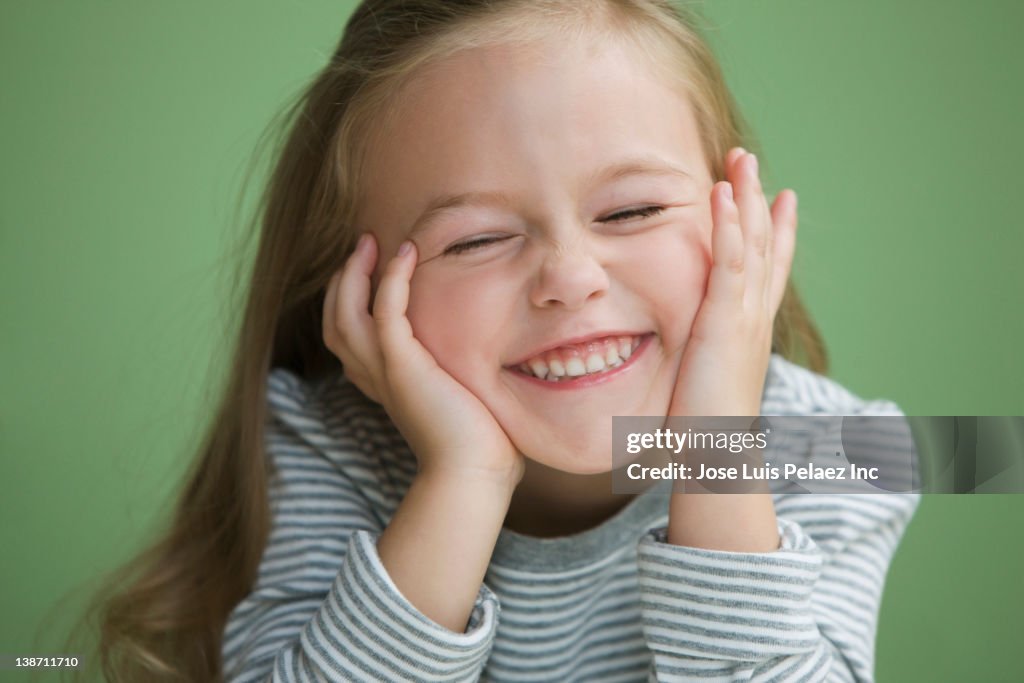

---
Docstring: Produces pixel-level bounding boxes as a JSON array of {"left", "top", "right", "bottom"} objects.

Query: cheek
[
  {"left": 624, "top": 220, "right": 712, "bottom": 341},
  {"left": 405, "top": 271, "right": 507, "bottom": 376},
  {"left": 406, "top": 277, "right": 464, "bottom": 361}
]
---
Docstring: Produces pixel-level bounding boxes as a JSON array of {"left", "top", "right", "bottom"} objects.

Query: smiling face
[{"left": 356, "top": 32, "right": 715, "bottom": 474}]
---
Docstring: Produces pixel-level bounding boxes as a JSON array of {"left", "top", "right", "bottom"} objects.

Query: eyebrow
[{"left": 406, "top": 156, "right": 693, "bottom": 238}]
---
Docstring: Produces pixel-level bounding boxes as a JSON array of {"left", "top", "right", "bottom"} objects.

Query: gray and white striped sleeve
[
  {"left": 221, "top": 372, "right": 500, "bottom": 682},
  {"left": 636, "top": 401, "right": 919, "bottom": 682}
]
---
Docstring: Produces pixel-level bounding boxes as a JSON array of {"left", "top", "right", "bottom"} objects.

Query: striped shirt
[{"left": 222, "top": 353, "right": 919, "bottom": 682}]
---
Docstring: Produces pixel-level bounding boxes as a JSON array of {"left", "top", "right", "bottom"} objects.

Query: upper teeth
[{"left": 517, "top": 335, "right": 642, "bottom": 382}]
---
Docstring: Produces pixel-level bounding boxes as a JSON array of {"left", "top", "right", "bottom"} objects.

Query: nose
[{"left": 528, "top": 239, "right": 610, "bottom": 310}]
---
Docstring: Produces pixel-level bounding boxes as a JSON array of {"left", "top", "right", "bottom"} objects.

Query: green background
[{"left": 2, "top": 1, "right": 1021, "bottom": 680}]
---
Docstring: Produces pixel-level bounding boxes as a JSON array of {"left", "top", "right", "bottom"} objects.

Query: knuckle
[
  {"left": 383, "top": 254, "right": 407, "bottom": 277},
  {"left": 725, "top": 255, "right": 745, "bottom": 274},
  {"left": 371, "top": 304, "right": 392, "bottom": 325},
  {"left": 372, "top": 298, "right": 404, "bottom": 328}
]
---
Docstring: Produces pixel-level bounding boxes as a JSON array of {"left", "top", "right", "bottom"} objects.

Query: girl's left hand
[{"left": 668, "top": 147, "right": 798, "bottom": 418}]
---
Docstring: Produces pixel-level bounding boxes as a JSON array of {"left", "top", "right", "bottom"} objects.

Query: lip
[
  {"left": 503, "top": 330, "right": 652, "bottom": 368},
  {"left": 505, "top": 333, "right": 654, "bottom": 390}
]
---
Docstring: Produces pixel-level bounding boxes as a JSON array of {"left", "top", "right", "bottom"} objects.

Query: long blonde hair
[{"left": 70, "top": 1, "right": 827, "bottom": 680}]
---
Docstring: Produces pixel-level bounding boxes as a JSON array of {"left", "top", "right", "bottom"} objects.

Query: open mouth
[{"left": 509, "top": 333, "right": 652, "bottom": 384}]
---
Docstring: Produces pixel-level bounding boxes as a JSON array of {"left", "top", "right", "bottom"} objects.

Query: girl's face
[{"left": 358, "top": 34, "right": 715, "bottom": 474}]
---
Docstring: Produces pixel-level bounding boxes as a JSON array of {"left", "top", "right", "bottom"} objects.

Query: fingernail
[
  {"left": 722, "top": 182, "right": 734, "bottom": 202},
  {"left": 356, "top": 233, "right": 370, "bottom": 251},
  {"left": 749, "top": 153, "right": 759, "bottom": 175},
  {"left": 398, "top": 240, "right": 412, "bottom": 256}
]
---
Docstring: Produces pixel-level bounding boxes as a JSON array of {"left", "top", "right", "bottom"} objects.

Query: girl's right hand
[{"left": 322, "top": 233, "right": 525, "bottom": 489}]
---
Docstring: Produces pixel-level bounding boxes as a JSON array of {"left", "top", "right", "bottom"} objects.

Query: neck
[{"left": 503, "top": 459, "right": 638, "bottom": 538}]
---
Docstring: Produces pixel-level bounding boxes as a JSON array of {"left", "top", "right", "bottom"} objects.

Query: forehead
[{"left": 357, "top": 32, "right": 704, "bottom": 229}]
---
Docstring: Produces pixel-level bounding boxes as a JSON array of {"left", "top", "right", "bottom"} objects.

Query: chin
[
  {"left": 521, "top": 442, "right": 615, "bottom": 476},
  {"left": 561, "top": 459, "right": 615, "bottom": 476}
]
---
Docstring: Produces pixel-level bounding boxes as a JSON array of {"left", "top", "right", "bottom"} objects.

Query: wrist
[
  {"left": 667, "top": 493, "right": 780, "bottom": 552},
  {"left": 417, "top": 459, "right": 523, "bottom": 499},
  {"left": 380, "top": 457, "right": 518, "bottom": 633}
]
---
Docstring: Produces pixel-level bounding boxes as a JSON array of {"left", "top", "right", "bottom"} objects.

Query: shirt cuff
[
  {"left": 309, "top": 529, "right": 500, "bottom": 680},
  {"left": 636, "top": 517, "right": 824, "bottom": 662}
]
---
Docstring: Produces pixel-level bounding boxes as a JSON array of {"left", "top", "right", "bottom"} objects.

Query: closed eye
[
  {"left": 601, "top": 206, "right": 666, "bottom": 222},
  {"left": 442, "top": 206, "right": 666, "bottom": 255},
  {"left": 443, "top": 234, "right": 515, "bottom": 256}
]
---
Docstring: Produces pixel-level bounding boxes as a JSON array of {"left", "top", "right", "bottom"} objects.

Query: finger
[
  {"left": 704, "top": 181, "right": 745, "bottom": 311},
  {"left": 768, "top": 190, "right": 798, "bottom": 314},
  {"left": 322, "top": 267, "right": 343, "bottom": 350},
  {"left": 759, "top": 183, "right": 776, "bottom": 310},
  {"left": 732, "top": 151, "right": 777, "bottom": 310},
  {"left": 731, "top": 152, "right": 768, "bottom": 310},
  {"left": 725, "top": 146, "right": 746, "bottom": 172},
  {"left": 372, "top": 240, "right": 420, "bottom": 372},
  {"left": 335, "top": 233, "right": 383, "bottom": 375}
]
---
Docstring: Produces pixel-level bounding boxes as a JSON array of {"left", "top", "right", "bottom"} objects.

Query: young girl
[{"left": 85, "top": 0, "right": 918, "bottom": 680}]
